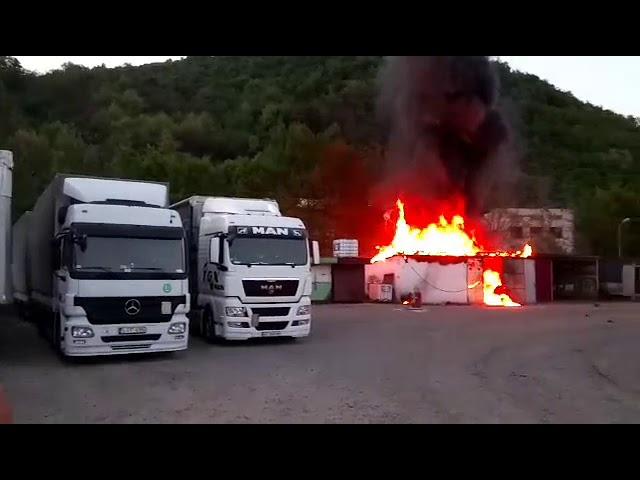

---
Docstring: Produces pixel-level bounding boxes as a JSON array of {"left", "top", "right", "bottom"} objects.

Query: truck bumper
[
  {"left": 62, "top": 314, "right": 189, "bottom": 356},
  {"left": 217, "top": 299, "right": 311, "bottom": 340}
]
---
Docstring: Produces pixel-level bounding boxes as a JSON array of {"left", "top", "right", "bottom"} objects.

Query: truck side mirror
[
  {"left": 78, "top": 234, "right": 87, "bottom": 252},
  {"left": 57, "top": 206, "right": 69, "bottom": 225},
  {"left": 50, "top": 239, "right": 61, "bottom": 271},
  {"left": 312, "top": 240, "right": 320, "bottom": 266}
]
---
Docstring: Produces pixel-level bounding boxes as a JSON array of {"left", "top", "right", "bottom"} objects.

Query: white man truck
[
  {"left": 173, "top": 196, "right": 319, "bottom": 341},
  {"left": 14, "top": 174, "right": 190, "bottom": 357}
]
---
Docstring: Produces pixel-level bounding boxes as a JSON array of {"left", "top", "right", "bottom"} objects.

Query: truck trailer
[
  {"left": 11, "top": 211, "right": 30, "bottom": 315},
  {"left": 17, "top": 174, "right": 190, "bottom": 356},
  {"left": 173, "top": 196, "right": 319, "bottom": 341},
  {"left": 0, "top": 150, "right": 13, "bottom": 305}
]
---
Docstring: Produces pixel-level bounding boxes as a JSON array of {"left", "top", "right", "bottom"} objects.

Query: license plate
[
  {"left": 119, "top": 326, "right": 147, "bottom": 335},
  {"left": 261, "top": 331, "right": 281, "bottom": 337}
]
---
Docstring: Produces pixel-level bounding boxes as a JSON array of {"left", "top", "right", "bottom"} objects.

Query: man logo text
[
  {"left": 260, "top": 284, "right": 283, "bottom": 294},
  {"left": 252, "top": 227, "right": 289, "bottom": 236}
]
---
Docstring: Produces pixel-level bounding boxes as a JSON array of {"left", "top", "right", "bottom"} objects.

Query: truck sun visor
[{"left": 72, "top": 223, "right": 185, "bottom": 239}]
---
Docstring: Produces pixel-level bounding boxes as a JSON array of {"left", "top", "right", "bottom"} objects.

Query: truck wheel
[
  {"left": 52, "top": 314, "right": 62, "bottom": 355},
  {"left": 203, "top": 308, "right": 217, "bottom": 343},
  {"left": 188, "top": 312, "right": 203, "bottom": 337},
  {"left": 22, "top": 305, "right": 32, "bottom": 322},
  {"left": 36, "top": 316, "right": 47, "bottom": 338}
]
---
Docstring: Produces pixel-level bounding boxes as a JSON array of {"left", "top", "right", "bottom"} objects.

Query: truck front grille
[
  {"left": 255, "top": 321, "right": 289, "bottom": 331},
  {"left": 110, "top": 344, "right": 152, "bottom": 351},
  {"left": 251, "top": 307, "right": 290, "bottom": 317},
  {"left": 242, "top": 280, "right": 298, "bottom": 297},
  {"left": 101, "top": 334, "right": 162, "bottom": 343},
  {"left": 74, "top": 296, "right": 186, "bottom": 325}
]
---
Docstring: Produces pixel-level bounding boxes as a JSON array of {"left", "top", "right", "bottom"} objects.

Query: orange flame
[
  {"left": 371, "top": 199, "right": 532, "bottom": 307},
  {"left": 371, "top": 200, "right": 480, "bottom": 262},
  {"left": 483, "top": 270, "right": 521, "bottom": 307}
]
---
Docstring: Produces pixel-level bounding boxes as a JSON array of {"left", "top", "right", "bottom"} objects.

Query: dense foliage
[{"left": 2, "top": 55, "right": 640, "bottom": 256}]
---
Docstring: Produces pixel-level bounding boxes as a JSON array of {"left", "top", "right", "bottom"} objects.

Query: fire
[
  {"left": 483, "top": 269, "right": 521, "bottom": 307},
  {"left": 371, "top": 199, "right": 530, "bottom": 263},
  {"left": 371, "top": 199, "right": 532, "bottom": 307},
  {"left": 371, "top": 200, "right": 480, "bottom": 263}
]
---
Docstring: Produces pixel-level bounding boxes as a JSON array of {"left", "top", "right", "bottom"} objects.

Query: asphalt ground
[{"left": 1, "top": 302, "right": 639, "bottom": 423}]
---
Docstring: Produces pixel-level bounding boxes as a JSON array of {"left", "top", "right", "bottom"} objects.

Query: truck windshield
[
  {"left": 74, "top": 237, "right": 185, "bottom": 273},
  {"left": 229, "top": 238, "right": 308, "bottom": 266}
]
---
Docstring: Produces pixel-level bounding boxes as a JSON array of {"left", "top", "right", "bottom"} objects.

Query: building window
[
  {"left": 509, "top": 226, "right": 524, "bottom": 239},
  {"left": 550, "top": 227, "right": 563, "bottom": 239},
  {"left": 530, "top": 226, "right": 543, "bottom": 235}
]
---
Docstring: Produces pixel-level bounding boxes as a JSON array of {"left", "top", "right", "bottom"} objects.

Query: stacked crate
[{"left": 333, "top": 239, "right": 359, "bottom": 258}]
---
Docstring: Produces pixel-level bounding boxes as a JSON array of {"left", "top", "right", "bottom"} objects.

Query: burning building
[
  {"left": 365, "top": 56, "right": 536, "bottom": 307},
  {"left": 366, "top": 199, "right": 534, "bottom": 307}
]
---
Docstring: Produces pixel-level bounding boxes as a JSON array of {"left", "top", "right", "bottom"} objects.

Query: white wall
[
  {"left": 366, "top": 257, "right": 537, "bottom": 305},
  {"left": 366, "top": 257, "right": 469, "bottom": 304}
]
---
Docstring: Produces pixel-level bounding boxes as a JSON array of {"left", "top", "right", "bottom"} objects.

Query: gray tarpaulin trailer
[
  {"left": 11, "top": 211, "right": 30, "bottom": 306},
  {"left": 0, "top": 151, "right": 13, "bottom": 304}
]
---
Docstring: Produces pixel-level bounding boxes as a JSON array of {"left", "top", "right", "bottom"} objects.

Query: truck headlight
[
  {"left": 296, "top": 305, "right": 311, "bottom": 316},
  {"left": 225, "top": 307, "right": 247, "bottom": 317},
  {"left": 71, "top": 326, "right": 94, "bottom": 338},
  {"left": 168, "top": 322, "right": 186, "bottom": 334}
]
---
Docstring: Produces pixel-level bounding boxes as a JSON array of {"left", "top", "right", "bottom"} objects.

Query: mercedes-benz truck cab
[{"left": 21, "top": 175, "right": 190, "bottom": 357}]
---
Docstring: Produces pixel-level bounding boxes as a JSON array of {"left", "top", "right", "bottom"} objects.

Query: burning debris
[{"left": 401, "top": 291, "right": 423, "bottom": 309}]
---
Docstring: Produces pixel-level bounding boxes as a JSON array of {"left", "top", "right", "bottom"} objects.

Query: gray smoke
[{"left": 376, "top": 56, "right": 518, "bottom": 216}]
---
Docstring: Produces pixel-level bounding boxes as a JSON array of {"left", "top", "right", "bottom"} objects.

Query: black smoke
[{"left": 376, "top": 56, "right": 515, "bottom": 216}]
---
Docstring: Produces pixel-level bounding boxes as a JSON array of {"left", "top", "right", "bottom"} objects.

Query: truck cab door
[
  {"left": 52, "top": 236, "right": 71, "bottom": 311},
  {"left": 201, "top": 235, "right": 226, "bottom": 296}
]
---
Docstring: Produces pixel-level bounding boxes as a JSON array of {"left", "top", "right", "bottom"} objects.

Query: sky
[
  {"left": 13, "top": 56, "right": 640, "bottom": 118},
  {"left": 499, "top": 56, "right": 640, "bottom": 118},
  {"left": 14, "top": 56, "right": 186, "bottom": 72}
]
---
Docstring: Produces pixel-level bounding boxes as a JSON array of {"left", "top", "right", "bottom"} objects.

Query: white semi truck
[
  {"left": 14, "top": 174, "right": 190, "bottom": 357},
  {"left": 173, "top": 196, "right": 319, "bottom": 341}
]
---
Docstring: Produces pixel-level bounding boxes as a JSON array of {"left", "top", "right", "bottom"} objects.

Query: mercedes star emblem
[{"left": 124, "top": 299, "right": 141, "bottom": 316}]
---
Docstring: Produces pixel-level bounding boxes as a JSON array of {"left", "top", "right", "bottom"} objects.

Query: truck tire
[
  {"left": 188, "top": 311, "right": 203, "bottom": 337},
  {"left": 36, "top": 317, "right": 47, "bottom": 338},
  {"left": 203, "top": 308, "right": 217, "bottom": 343},
  {"left": 52, "top": 313, "right": 62, "bottom": 355},
  {"left": 22, "top": 305, "right": 32, "bottom": 322}
]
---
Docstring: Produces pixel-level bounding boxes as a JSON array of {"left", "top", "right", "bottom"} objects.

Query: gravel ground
[{"left": 1, "top": 302, "right": 639, "bottom": 423}]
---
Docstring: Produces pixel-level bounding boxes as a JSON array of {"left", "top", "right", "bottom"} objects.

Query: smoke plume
[{"left": 376, "top": 56, "right": 517, "bottom": 217}]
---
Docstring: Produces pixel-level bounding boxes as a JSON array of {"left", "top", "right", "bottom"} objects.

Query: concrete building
[{"left": 484, "top": 208, "right": 575, "bottom": 254}]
